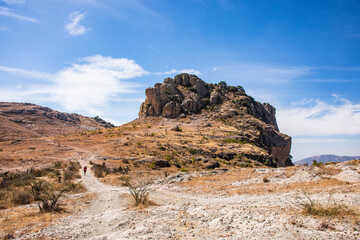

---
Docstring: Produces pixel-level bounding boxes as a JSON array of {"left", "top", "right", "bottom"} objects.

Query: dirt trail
[{"left": 21, "top": 154, "right": 130, "bottom": 240}]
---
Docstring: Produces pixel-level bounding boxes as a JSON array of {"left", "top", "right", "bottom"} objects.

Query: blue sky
[{"left": 0, "top": 0, "right": 359, "bottom": 161}]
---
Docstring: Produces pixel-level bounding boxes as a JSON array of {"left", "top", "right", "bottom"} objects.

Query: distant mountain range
[{"left": 295, "top": 155, "right": 360, "bottom": 165}]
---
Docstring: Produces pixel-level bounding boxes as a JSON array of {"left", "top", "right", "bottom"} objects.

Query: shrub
[
  {"left": 188, "top": 148, "right": 196, "bottom": 154},
  {"left": 312, "top": 160, "right": 323, "bottom": 167},
  {"left": 30, "top": 180, "right": 65, "bottom": 212},
  {"left": 263, "top": 177, "right": 270, "bottom": 183},
  {"left": 180, "top": 168, "right": 188, "bottom": 172},
  {"left": 63, "top": 170, "right": 75, "bottom": 182},
  {"left": 126, "top": 180, "right": 152, "bottom": 206},
  {"left": 94, "top": 168, "right": 105, "bottom": 178},
  {"left": 12, "top": 190, "right": 33, "bottom": 205}
]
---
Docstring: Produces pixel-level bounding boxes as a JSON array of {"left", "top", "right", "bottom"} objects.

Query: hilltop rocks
[
  {"left": 139, "top": 74, "right": 279, "bottom": 129},
  {"left": 139, "top": 73, "right": 292, "bottom": 167},
  {"left": 139, "top": 74, "right": 210, "bottom": 119}
]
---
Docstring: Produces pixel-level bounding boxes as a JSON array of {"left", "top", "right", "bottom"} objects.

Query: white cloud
[
  {"left": 51, "top": 55, "right": 147, "bottom": 113},
  {"left": 1, "top": 0, "right": 26, "bottom": 4},
  {"left": 0, "top": 6, "right": 37, "bottom": 22},
  {"left": 277, "top": 97, "right": 360, "bottom": 136},
  {"left": 64, "top": 11, "right": 90, "bottom": 37},
  {"left": 0, "top": 55, "right": 148, "bottom": 115}
]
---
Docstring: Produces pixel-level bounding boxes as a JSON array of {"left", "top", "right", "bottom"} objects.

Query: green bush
[
  {"left": 180, "top": 168, "right": 188, "bottom": 172},
  {"left": 312, "top": 160, "right": 323, "bottom": 167},
  {"left": 188, "top": 148, "right": 196, "bottom": 154}
]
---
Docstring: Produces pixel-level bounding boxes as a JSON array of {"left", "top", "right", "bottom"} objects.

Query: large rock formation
[{"left": 139, "top": 73, "right": 292, "bottom": 167}]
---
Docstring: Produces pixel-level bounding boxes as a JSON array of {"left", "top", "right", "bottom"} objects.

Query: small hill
[
  {"left": 0, "top": 102, "right": 114, "bottom": 141},
  {"left": 295, "top": 154, "right": 360, "bottom": 165},
  {"left": 138, "top": 73, "right": 292, "bottom": 167}
]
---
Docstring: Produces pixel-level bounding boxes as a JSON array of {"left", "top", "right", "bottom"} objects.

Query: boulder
[
  {"left": 205, "top": 160, "right": 220, "bottom": 169},
  {"left": 210, "top": 92, "right": 221, "bottom": 105},
  {"left": 155, "top": 160, "right": 171, "bottom": 168},
  {"left": 162, "top": 101, "right": 182, "bottom": 118}
]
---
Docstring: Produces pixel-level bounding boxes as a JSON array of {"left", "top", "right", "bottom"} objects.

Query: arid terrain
[{"left": 1, "top": 75, "right": 359, "bottom": 239}]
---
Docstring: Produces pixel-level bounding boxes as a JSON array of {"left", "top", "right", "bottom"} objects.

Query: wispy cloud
[
  {"left": 64, "top": 11, "right": 90, "bottom": 37},
  {"left": 0, "top": 0, "right": 26, "bottom": 4},
  {"left": 0, "top": 55, "right": 148, "bottom": 115},
  {"left": 277, "top": 96, "right": 360, "bottom": 136},
  {"left": 0, "top": 6, "right": 37, "bottom": 22}
]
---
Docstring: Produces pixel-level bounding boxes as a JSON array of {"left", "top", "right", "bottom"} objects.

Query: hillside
[
  {"left": 0, "top": 102, "right": 114, "bottom": 142},
  {"left": 295, "top": 154, "right": 360, "bottom": 165},
  {"left": 0, "top": 74, "right": 292, "bottom": 172}
]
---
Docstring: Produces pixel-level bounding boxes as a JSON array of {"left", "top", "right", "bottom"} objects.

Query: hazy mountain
[{"left": 295, "top": 154, "right": 360, "bottom": 165}]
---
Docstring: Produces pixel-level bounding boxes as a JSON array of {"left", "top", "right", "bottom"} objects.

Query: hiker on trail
[{"left": 83, "top": 166, "right": 87, "bottom": 176}]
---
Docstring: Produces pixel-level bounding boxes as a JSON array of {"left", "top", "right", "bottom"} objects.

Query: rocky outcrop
[
  {"left": 139, "top": 74, "right": 210, "bottom": 119},
  {"left": 139, "top": 73, "right": 279, "bottom": 128},
  {"left": 139, "top": 73, "right": 292, "bottom": 167}
]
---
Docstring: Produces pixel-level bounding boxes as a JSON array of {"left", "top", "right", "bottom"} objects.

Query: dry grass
[
  {"left": 178, "top": 167, "right": 357, "bottom": 196},
  {"left": 0, "top": 192, "right": 95, "bottom": 238}
]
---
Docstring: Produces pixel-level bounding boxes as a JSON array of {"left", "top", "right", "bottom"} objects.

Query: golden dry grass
[
  {"left": 178, "top": 167, "right": 359, "bottom": 196},
  {"left": 0, "top": 192, "right": 95, "bottom": 237}
]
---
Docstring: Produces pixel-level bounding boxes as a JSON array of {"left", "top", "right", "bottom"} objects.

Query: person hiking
[{"left": 83, "top": 166, "right": 87, "bottom": 176}]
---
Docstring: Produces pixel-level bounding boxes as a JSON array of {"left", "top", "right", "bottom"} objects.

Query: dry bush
[
  {"left": 63, "top": 170, "right": 75, "bottom": 182},
  {"left": 92, "top": 163, "right": 111, "bottom": 178},
  {"left": 297, "top": 192, "right": 358, "bottom": 218},
  {"left": 126, "top": 180, "right": 153, "bottom": 206},
  {"left": 11, "top": 190, "right": 33, "bottom": 205},
  {"left": 30, "top": 180, "right": 65, "bottom": 212}
]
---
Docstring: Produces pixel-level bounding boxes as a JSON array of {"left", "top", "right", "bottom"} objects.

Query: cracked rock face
[{"left": 139, "top": 73, "right": 292, "bottom": 166}]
